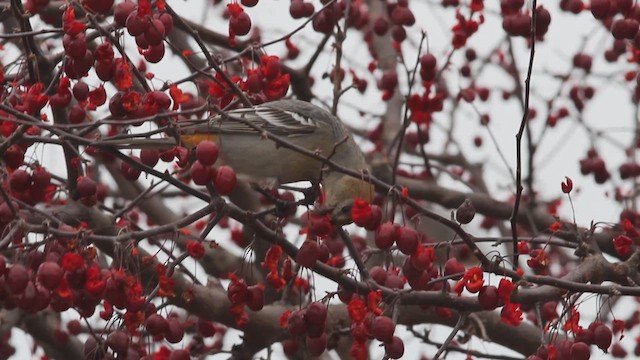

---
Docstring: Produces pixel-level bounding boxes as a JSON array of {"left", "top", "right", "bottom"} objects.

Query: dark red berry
[{"left": 370, "top": 316, "right": 395, "bottom": 342}]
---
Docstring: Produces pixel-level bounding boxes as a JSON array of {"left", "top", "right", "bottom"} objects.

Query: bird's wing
[{"left": 192, "top": 105, "right": 320, "bottom": 137}]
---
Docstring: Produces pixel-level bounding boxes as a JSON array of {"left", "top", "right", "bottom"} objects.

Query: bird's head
[{"left": 322, "top": 175, "right": 374, "bottom": 226}]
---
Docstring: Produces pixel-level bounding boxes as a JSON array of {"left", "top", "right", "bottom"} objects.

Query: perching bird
[{"left": 102, "top": 99, "right": 374, "bottom": 224}]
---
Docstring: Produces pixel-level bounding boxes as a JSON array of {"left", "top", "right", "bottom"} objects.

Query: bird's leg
[
  {"left": 250, "top": 183, "right": 298, "bottom": 218},
  {"left": 299, "top": 182, "right": 321, "bottom": 206}
]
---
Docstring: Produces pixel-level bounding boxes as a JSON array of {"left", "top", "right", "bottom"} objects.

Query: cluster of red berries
[
  {"left": 114, "top": 0, "right": 174, "bottom": 63},
  {"left": 284, "top": 301, "right": 329, "bottom": 356},
  {"left": 501, "top": 2, "right": 551, "bottom": 39},
  {"left": 579, "top": 149, "right": 611, "bottom": 184}
]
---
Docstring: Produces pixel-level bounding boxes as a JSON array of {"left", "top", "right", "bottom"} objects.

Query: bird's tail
[{"left": 95, "top": 137, "right": 178, "bottom": 150}]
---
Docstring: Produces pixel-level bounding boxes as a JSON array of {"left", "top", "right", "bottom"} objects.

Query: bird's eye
[{"left": 340, "top": 204, "right": 352, "bottom": 214}]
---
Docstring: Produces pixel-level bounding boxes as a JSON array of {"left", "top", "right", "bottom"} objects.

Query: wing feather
[{"left": 189, "top": 105, "right": 320, "bottom": 137}]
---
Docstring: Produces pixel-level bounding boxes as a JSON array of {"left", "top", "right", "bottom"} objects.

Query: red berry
[
  {"left": 287, "top": 310, "right": 307, "bottom": 337},
  {"left": 150, "top": 90, "right": 172, "bottom": 109},
  {"left": 391, "top": 25, "right": 406, "bottom": 42},
  {"left": 196, "top": 141, "right": 219, "bottom": 166},
  {"left": 190, "top": 161, "right": 212, "bottom": 186},
  {"left": 375, "top": 222, "right": 398, "bottom": 249},
  {"left": 6, "top": 264, "right": 29, "bottom": 294},
  {"left": 370, "top": 266, "right": 388, "bottom": 285},
  {"left": 611, "top": 343, "right": 627, "bottom": 357},
  {"left": 385, "top": 336, "right": 405, "bottom": 359},
  {"left": 145, "top": 314, "right": 169, "bottom": 336},
  {"left": 84, "top": 0, "right": 115, "bottom": 14},
  {"left": 371, "top": 316, "right": 395, "bottom": 342},
  {"left": 143, "top": 43, "right": 166, "bottom": 63},
  {"left": 37, "top": 261, "right": 63, "bottom": 290},
  {"left": 72, "top": 81, "right": 89, "bottom": 101},
  {"left": 165, "top": 318, "right": 184, "bottom": 344},
  {"left": 126, "top": 11, "right": 149, "bottom": 36},
  {"left": 241, "top": 0, "right": 258, "bottom": 6},
  {"left": 145, "top": 18, "right": 166, "bottom": 46},
  {"left": 246, "top": 285, "right": 264, "bottom": 311},
  {"left": 4, "top": 145, "right": 25, "bottom": 169},
  {"left": 77, "top": 176, "right": 97, "bottom": 198},
  {"left": 456, "top": 199, "right": 475, "bottom": 224},
  {"left": 140, "top": 149, "right": 160, "bottom": 167},
  {"left": 67, "top": 320, "right": 82, "bottom": 335},
  {"left": 169, "top": 349, "right": 190, "bottom": 360},
  {"left": 214, "top": 166, "right": 237, "bottom": 195},
  {"left": 478, "top": 286, "right": 499, "bottom": 310},
  {"left": 50, "top": 92, "right": 72, "bottom": 108},
  {"left": 114, "top": 2, "right": 134, "bottom": 25},
  {"left": 68, "top": 105, "right": 86, "bottom": 124},
  {"left": 157, "top": 12, "right": 174, "bottom": 34},
  {"left": 305, "top": 302, "right": 327, "bottom": 328},
  {"left": 444, "top": 258, "right": 465, "bottom": 279},
  {"left": 373, "top": 17, "right": 389, "bottom": 35},
  {"left": 121, "top": 158, "right": 142, "bottom": 181},
  {"left": 612, "top": 18, "right": 639, "bottom": 40},
  {"left": 593, "top": 324, "right": 612, "bottom": 352},
  {"left": 420, "top": 53, "right": 437, "bottom": 71},
  {"left": 379, "top": 69, "right": 398, "bottom": 91},
  {"left": 305, "top": 332, "right": 327, "bottom": 356},
  {"left": 63, "top": 34, "right": 88, "bottom": 60},
  {"left": 296, "top": 240, "right": 319, "bottom": 268},
  {"left": 0, "top": 256, "right": 6, "bottom": 276},
  {"left": 9, "top": 169, "right": 32, "bottom": 192},
  {"left": 396, "top": 226, "right": 419, "bottom": 255},
  {"left": 289, "top": 0, "right": 306, "bottom": 19},
  {"left": 83, "top": 336, "right": 104, "bottom": 359},
  {"left": 106, "top": 330, "right": 130, "bottom": 354},
  {"left": 570, "top": 342, "right": 591, "bottom": 360},
  {"left": 230, "top": 12, "right": 252, "bottom": 36},
  {"left": 282, "top": 339, "right": 300, "bottom": 356}
]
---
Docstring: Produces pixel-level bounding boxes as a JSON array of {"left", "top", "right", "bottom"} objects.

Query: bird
[{"left": 102, "top": 99, "right": 374, "bottom": 225}]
